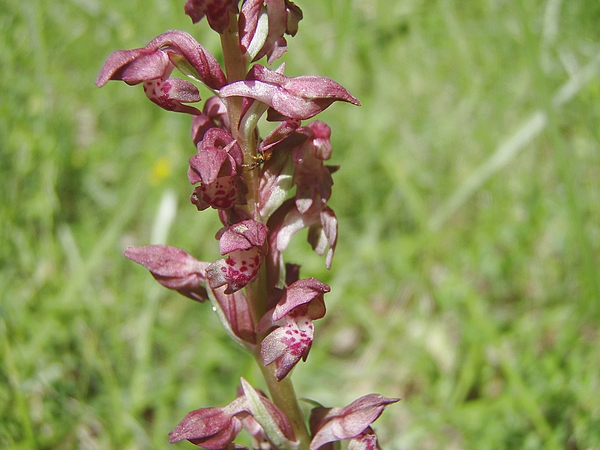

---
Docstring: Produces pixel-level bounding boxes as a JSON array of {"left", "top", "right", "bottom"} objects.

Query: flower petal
[
  {"left": 206, "top": 248, "right": 264, "bottom": 294},
  {"left": 143, "top": 78, "right": 202, "bottom": 115},
  {"left": 219, "top": 65, "right": 359, "bottom": 120},
  {"left": 261, "top": 314, "right": 314, "bottom": 380},
  {"left": 190, "top": 175, "right": 248, "bottom": 211},
  {"left": 96, "top": 50, "right": 171, "bottom": 86},
  {"left": 219, "top": 220, "right": 269, "bottom": 255},
  {"left": 125, "top": 245, "right": 209, "bottom": 301},
  {"left": 191, "top": 96, "right": 230, "bottom": 145},
  {"left": 272, "top": 278, "right": 329, "bottom": 321},
  {"left": 96, "top": 30, "right": 226, "bottom": 90},
  {"left": 184, "top": 0, "right": 239, "bottom": 33},
  {"left": 347, "top": 429, "right": 378, "bottom": 450},
  {"left": 169, "top": 408, "right": 240, "bottom": 446},
  {"left": 309, "top": 395, "right": 399, "bottom": 450}
]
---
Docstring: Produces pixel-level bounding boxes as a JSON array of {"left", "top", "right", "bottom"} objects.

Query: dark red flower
[{"left": 96, "top": 30, "right": 226, "bottom": 114}]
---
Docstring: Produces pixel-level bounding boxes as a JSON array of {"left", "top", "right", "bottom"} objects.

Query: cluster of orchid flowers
[{"left": 96, "top": 1, "right": 397, "bottom": 448}]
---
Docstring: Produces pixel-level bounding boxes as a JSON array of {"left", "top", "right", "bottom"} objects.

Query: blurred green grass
[{"left": 2, "top": 0, "right": 600, "bottom": 448}]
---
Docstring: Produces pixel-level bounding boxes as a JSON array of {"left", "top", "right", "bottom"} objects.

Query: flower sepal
[
  {"left": 124, "top": 245, "right": 209, "bottom": 301},
  {"left": 219, "top": 64, "right": 360, "bottom": 120},
  {"left": 308, "top": 394, "right": 400, "bottom": 450}
]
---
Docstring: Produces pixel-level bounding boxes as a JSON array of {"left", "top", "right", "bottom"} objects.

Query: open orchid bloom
[
  {"left": 189, "top": 128, "right": 243, "bottom": 184},
  {"left": 309, "top": 395, "right": 400, "bottom": 450},
  {"left": 220, "top": 64, "right": 360, "bottom": 120},
  {"left": 96, "top": 30, "right": 226, "bottom": 114},
  {"left": 259, "top": 278, "right": 329, "bottom": 380},
  {"left": 189, "top": 128, "right": 248, "bottom": 211},
  {"left": 206, "top": 220, "right": 269, "bottom": 293},
  {"left": 124, "top": 245, "right": 209, "bottom": 301}
]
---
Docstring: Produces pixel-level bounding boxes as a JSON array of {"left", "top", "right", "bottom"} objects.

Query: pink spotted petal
[
  {"left": 190, "top": 176, "right": 248, "bottom": 211},
  {"left": 143, "top": 78, "right": 201, "bottom": 115},
  {"left": 261, "top": 314, "right": 314, "bottom": 380},
  {"left": 347, "top": 429, "right": 378, "bottom": 450},
  {"left": 206, "top": 248, "right": 264, "bottom": 294}
]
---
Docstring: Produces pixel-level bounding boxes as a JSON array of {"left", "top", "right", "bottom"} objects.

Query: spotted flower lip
[
  {"left": 143, "top": 77, "right": 203, "bottom": 114},
  {"left": 219, "top": 64, "right": 360, "bottom": 120},
  {"left": 258, "top": 278, "right": 329, "bottom": 380},
  {"left": 206, "top": 220, "right": 269, "bottom": 294},
  {"left": 261, "top": 313, "right": 314, "bottom": 381}
]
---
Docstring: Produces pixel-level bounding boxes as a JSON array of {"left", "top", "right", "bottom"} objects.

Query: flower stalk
[
  {"left": 257, "top": 356, "right": 310, "bottom": 448},
  {"left": 96, "top": 1, "right": 397, "bottom": 448}
]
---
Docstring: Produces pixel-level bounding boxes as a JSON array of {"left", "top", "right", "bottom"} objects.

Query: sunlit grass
[{"left": 2, "top": 0, "right": 600, "bottom": 449}]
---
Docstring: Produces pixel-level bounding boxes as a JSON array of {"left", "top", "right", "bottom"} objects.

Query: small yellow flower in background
[{"left": 150, "top": 157, "right": 172, "bottom": 185}]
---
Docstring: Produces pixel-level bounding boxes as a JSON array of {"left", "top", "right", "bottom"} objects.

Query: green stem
[{"left": 256, "top": 353, "right": 311, "bottom": 449}]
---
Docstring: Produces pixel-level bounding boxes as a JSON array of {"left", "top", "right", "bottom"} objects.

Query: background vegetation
[{"left": 2, "top": 0, "right": 599, "bottom": 448}]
